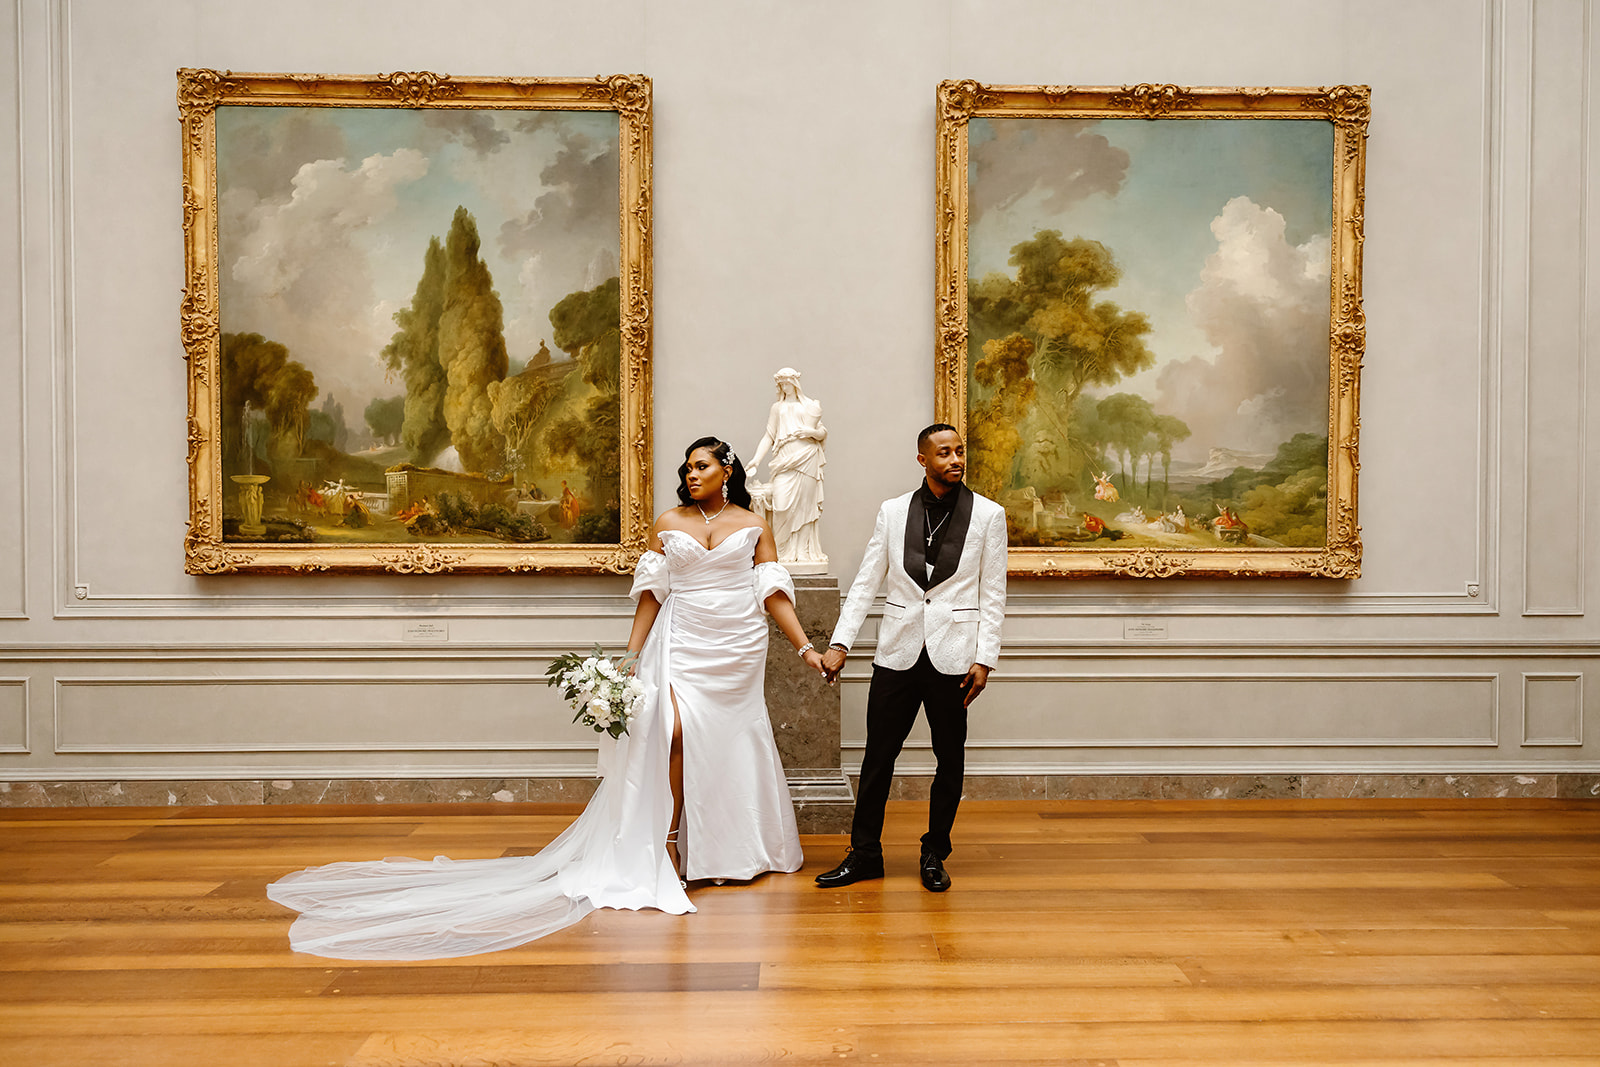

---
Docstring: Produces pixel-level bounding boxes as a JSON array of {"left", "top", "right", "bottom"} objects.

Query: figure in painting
[
  {"left": 559, "top": 480, "right": 581, "bottom": 526},
  {"left": 748, "top": 368, "right": 828, "bottom": 570},
  {"left": 1093, "top": 471, "right": 1119, "bottom": 503}
]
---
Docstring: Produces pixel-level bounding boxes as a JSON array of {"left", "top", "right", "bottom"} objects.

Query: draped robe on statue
[
  {"left": 758, "top": 397, "right": 826, "bottom": 562},
  {"left": 266, "top": 525, "right": 803, "bottom": 960}
]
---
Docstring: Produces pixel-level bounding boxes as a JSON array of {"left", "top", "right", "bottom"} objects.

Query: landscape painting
[
  {"left": 179, "top": 71, "right": 653, "bottom": 574},
  {"left": 935, "top": 83, "right": 1367, "bottom": 578}
]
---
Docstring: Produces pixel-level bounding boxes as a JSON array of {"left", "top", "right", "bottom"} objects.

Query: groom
[{"left": 816, "top": 424, "right": 1007, "bottom": 892}]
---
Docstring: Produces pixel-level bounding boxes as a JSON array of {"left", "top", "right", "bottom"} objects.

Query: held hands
[
  {"left": 960, "top": 663, "right": 990, "bottom": 707},
  {"left": 801, "top": 648, "right": 826, "bottom": 677},
  {"left": 820, "top": 645, "right": 847, "bottom": 685},
  {"left": 821, "top": 646, "right": 847, "bottom": 683}
]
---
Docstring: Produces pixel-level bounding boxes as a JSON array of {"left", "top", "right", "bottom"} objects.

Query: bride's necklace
[{"left": 697, "top": 499, "right": 728, "bottom": 524}]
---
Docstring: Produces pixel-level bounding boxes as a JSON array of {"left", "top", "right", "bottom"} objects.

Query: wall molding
[
  {"left": 0, "top": 677, "right": 27, "bottom": 753},
  {"left": 1522, "top": 670, "right": 1584, "bottom": 744},
  {"left": 2, "top": 0, "right": 27, "bottom": 620},
  {"left": 6, "top": 765, "right": 1595, "bottom": 784},
  {"left": 1520, "top": 0, "right": 1591, "bottom": 615},
  {"left": 51, "top": 673, "right": 578, "bottom": 754},
  {"left": 902, "top": 671, "right": 1500, "bottom": 749},
  {"left": 4, "top": 638, "right": 1598, "bottom": 661},
  {"left": 50, "top": 589, "right": 1506, "bottom": 620}
]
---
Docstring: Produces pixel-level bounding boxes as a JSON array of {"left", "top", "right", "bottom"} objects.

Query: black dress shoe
[
  {"left": 814, "top": 850, "right": 884, "bottom": 888},
  {"left": 919, "top": 851, "right": 951, "bottom": 892}
]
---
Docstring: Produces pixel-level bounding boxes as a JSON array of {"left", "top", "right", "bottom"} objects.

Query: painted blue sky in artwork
[
  {"left": 215, "top": 105, "right": 619, "bottom": 415},
  {"left": 968, "top": 116, "right": 1335, "bottom": 459}
]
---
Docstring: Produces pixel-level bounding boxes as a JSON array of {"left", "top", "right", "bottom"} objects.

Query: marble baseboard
[
  {"left": 870, "top": 772, "right": 1600, "bottom": 802},
  {"left": 2, "top": 773, "right": 1596, "bottom": 824},
  {"left": 0, "top": 777, "right": 601, "bottom": 809}
]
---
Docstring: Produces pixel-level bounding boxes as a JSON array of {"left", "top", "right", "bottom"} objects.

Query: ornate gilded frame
[
  {"left": 179, "top": 70, "right": 653, "bottom": 575},
  {"left": 935, "top": 82, "right": 1367, "bottom": 579}
]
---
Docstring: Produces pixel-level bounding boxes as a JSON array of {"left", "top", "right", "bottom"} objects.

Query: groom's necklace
[
  {"left": 697, "top": 499, "right": 728, "bottom": 524},
  {"left": 925, "top": 508, "right": 948, "bottom": 547}
]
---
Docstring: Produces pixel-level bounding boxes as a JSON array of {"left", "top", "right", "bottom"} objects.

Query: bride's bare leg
[{"left": 667, "top": 688, "right": 685, "bottom": 874}]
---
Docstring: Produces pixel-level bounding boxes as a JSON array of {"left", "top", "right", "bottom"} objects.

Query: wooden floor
[{"left": 2, "top": 799, "right": 1598, "bottom": 1066}]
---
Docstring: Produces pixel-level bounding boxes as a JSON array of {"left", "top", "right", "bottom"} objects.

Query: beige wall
[{"left": 0, "top": 0, "right": 1595, "bottom": 784}]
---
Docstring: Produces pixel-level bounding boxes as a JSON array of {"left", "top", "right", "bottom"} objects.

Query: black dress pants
[{"left": 849, "top": 647, "right": 968, "bottom": 861}]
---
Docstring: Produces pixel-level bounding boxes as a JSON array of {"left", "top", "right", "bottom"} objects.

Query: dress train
[{"left": 266, "top": 526, "right": 800, "bottom": 960}]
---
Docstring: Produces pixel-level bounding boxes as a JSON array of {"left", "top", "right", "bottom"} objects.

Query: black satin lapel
[
  {"left": 902, "top": 490, "right": 928, "bottom": 589},
  {"left": 927, "top": 484, "right": 973, "bottom": 589}
]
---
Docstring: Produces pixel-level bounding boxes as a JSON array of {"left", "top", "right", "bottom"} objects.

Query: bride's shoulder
[
  {"left": 650, "top": 507, "right": 699, "bottom": 551},
  {"left": 652, "top": 506, "right": 697, "bottom": 532},
  {"left": 722, "top": 507, "right": 768, "bottom": 536}
]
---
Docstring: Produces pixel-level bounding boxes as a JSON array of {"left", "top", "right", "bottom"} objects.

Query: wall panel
[
  {"left": 54, "top": 676, "right": 564, "bottom": 753},
  {"left": 1523, "top": 672, "right": 1583, "bottom": 744},
  {"left": 0, "top": 679, "right": 26, "bottom": 752},
  {"left": 0, "top": 1, "right": 25, "bottom": 618},
  {"left": 1524, "top": 0, "right": 1589, "bottom": 614},
  {"left": 966, "top": 674, "right": 1499, "bottom": 748}
]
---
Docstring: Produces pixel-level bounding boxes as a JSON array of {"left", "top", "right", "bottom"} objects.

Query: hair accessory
[{"left": 724, "top": 446, "right": 737, "bottom": 467}]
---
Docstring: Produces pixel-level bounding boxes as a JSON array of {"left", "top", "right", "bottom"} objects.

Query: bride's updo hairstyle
[{"left": 677, "top": 437, "right": 752, "bottom": 509}]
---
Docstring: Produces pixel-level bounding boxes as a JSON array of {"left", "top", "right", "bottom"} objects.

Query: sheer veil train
[{"left": 268, "top": 518, "right": 805, "bottom": 960}]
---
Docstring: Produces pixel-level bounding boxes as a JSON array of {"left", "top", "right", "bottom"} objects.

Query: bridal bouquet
[{"left": 545, "top": 645, "right": 645, "bottom": 739}]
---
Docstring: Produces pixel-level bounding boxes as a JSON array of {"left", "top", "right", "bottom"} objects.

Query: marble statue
[{"left": 749, "top": 368, "right": 828, "bottom": 573}]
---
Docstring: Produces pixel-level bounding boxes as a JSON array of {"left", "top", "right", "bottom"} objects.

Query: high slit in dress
[{"left": 266, "top": 525, "right": 803, "bottom": 960}]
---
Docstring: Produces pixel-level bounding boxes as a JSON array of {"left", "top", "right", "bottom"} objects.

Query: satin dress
[{"left": 266, "top": 525, "right": 803, "bottom": 960}]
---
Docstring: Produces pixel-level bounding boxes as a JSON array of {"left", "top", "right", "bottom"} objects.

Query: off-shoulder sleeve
[
  {"left": 753, "top": 560, "right": 795, "bottom": 613},
  {"left": 629, "top": 550, "right": 670, "bottom": 603}
]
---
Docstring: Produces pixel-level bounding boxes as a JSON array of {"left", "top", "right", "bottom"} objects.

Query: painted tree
[
  {"left": 1057, "top": 392, "right": 1112, "bottom": 492},
  {"left": 381, "top": 237, "right": 449, "bottom": 464},
  {"left": 969, "top": 230, "right": 1156, "bottom": 466},
  {"left": 437, "top": 206, "right": 509, "bottom": 474},
  {"left": 219, "top": 332, "right": 317, "bottom": 476},
  {"left": 544, "top": 277, "right": 623, "bottom": 514},
  {"left": 363, "top": 395, "right": 406, "bottom": 446},
  {"left": 1151, "top": 412, "right": 1192, "bottom": 505},
  {"left": 487, "top": 364, "right": 557, "bottom": 479},
  {"left": 550, "top": 277, "right": 621, "bottom": 393},
  {"left": 309, "top": 393, "right": 350, "bottom": 451},
  {"left": 967, "top": 332, "right": 1036, "bottom": 498},
  {"left": 1095, "top": 392, "right": 1155, "bottom": 495}
]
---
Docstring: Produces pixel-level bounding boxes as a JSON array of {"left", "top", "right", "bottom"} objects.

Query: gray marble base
[
  {"left": 7, "top": 773, "right": 1595, "bottom": 828},
  {"left": 764, "top": 575, "right": 843, "bottom": 768},
  {"left": 784, "top": 768, "right": 856, "bottom": 834},
  {"left": 763, "top": 574, "right": 855, "bottom": 833},
  {"left": 871, "top": 772, "right": 1600, "bottom": 802}
]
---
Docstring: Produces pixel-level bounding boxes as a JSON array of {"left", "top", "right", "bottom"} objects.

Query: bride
[{"left": 267, "top": 437, "right": 824, "bottom": 960}]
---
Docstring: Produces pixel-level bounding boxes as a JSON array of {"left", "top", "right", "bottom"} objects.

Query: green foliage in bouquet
[{"left": 544, "top": 644, "right": 644, "bottom": 739}]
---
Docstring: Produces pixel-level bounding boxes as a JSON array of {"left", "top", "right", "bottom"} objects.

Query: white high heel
[{"left": 666, "top": 829, "right": 687, "bottom": 889}]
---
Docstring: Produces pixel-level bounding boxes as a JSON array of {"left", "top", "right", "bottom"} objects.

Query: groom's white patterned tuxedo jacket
[{"left": 830, "top": 485, "right": 1007, "bottom": 677}]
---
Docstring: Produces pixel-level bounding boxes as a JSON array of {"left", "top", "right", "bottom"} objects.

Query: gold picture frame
[
  {"left": 179, "top": 70, "right": 653, "bottom": 575},
  {"left": 935, "top": 82, "right": 1367, "bottom": 578}
]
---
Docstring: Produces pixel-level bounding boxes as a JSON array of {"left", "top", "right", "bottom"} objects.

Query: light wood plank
[{"left": 0, "top": 797, "right": 1594, "bottom": 1066}]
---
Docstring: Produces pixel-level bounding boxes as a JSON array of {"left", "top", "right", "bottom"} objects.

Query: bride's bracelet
[{"left": 796, "top": 641, "right": 814, "bottom": 658}]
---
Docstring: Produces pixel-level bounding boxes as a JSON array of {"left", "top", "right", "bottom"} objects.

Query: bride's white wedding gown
[{"left": 266, "top": 525, "right": 804, "bottom": 960}]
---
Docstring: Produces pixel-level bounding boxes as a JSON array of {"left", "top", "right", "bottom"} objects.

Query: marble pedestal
[{"left": 765, "top": 575, "right": 854, "bottom": 833}]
